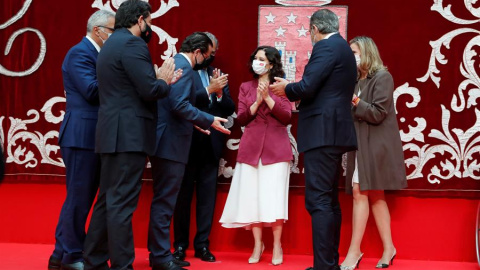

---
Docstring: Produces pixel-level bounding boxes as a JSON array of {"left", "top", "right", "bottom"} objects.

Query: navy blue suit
[
  {"left": 173, "top": 66, "right": 235, "bottom": 251},
  {"left": 148, "top": 53, "right": 214, "bottom": 265},
  {"left": 52, "top": 37, "right": 101, "bottom": 265},
  {"left": 83, "top": 28, "right": 170, "bottom": 270},
  {"left": 285, "top": 33, "right": 357, "bottom": 270}
]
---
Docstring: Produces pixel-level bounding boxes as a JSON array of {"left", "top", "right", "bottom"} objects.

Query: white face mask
[
  {"left": 99, "top": 29, "right": 112, "bottom": 44},
  {"left": 252, "top": 60, "right": 268, "bottom": 75},
  {"left": 355, "top": 54, "right": 361, "bottom": 67}
]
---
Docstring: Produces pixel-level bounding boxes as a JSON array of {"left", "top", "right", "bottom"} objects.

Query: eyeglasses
[{"left": 97, "top": 25, "right": 115, "bottom": 32}]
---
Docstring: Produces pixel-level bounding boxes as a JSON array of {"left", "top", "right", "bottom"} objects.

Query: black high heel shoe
[{"left": 376, "top": 249, "right": 396, "bottom": 268}]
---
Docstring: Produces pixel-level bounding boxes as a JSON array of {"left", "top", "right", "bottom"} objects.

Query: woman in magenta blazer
[{"left": 220, "top": 46, "right": 293, "bottom": 266}]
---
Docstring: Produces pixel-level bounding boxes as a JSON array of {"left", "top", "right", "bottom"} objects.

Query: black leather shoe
[
  {"left": 61, "top": 261, "right": 84, "bottom": 270},
  {"left": 152, "top": 260, "right": 187, "bottom": 270},
  {"left": 194, "top": 247, "right": 216, "bottom": 262},
  {"left": 48, "top": 255, "right": 61, "bottom": 270},
  {"left": 305, "top": 267, "right": 314, "bottom": 270},
  {"left": 173, "top": 258, "right": 190, "bottom": 267},
  {"left": 173, "top": 246, "right": 186, "bottom": 261}
]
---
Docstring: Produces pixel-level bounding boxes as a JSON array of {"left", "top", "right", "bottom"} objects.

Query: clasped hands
[
  {"left": 154, "top": 58, "right": 182, "bottom": 85},
  {"left": 207, "top": 68, "right": 228, "bottom": 97},
  {"left": 255, "top": 80, "right": 273, "bottom": 105}
]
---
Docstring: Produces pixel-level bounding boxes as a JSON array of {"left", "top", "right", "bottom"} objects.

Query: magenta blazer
[{"left": 236, "top": 80, "right": 293, "bottom": 166}]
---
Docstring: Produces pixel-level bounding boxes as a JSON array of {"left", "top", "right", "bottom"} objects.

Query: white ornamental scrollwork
[
  {"left": 92, "top": 0, "right": 179, "bottom": 59},
  {"left": 404, "top": 106, "right": 480, "bottom": 183},
  {"left": 0, "top": 0, "right": 47, "bottom": 77},
  {"left": 417, "top": 28, "right": 480, "bottom": 89},
  {"left": 431, "top": 0, "right": 480, "bottom": 24},
  {"left": 397, "top": 0, "right": 480, "bottom": 184},
  {"left": 455, "top": 35, "right": 480, "bottom": 112},
  {"left": 0, "top": 116, "right": 4, "bottom": 151},
  {"left": 394, "top": 83, "right": 426, "bottom": 143},
  {"left": 5, "top": 97, "right": 65, "bottom": 168}
]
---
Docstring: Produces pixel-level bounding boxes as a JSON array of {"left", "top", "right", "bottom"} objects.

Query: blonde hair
[{"left": 350, "top": 36, "right": 387, "bottom": 76}]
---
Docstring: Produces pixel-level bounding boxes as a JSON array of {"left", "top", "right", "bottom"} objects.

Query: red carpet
[{"left": 1, "top": 243, "right": 477, "bottom": 270}]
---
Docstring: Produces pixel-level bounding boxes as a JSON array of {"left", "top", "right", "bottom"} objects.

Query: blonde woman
[{"left": 340, "top": 36, "right": 407, "bottom": 270}]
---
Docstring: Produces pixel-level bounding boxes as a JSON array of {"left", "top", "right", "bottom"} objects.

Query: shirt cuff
[{"left": 205, "top": 87, "right": 211, "bottom": 101}]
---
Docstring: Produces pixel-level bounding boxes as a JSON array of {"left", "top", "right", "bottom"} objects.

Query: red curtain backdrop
[{"left": 1, "top": 0, "right": 479, "bottom": 195}]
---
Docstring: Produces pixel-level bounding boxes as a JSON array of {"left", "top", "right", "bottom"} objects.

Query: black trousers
[
  {"left": 304, "top": 146, "right": 345, "bottom": 270},
  {"left": 84, "top": 152, "right": 146, "bottom": 270},
  {"left": 148, "top": 157, "right": 186, "bottom": 265},
  {"left": 173, "top": 147, "right": 218, "bottom": 251}
]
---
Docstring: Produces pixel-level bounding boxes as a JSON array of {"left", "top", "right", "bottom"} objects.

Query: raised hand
[
  {"left": 256, "top": 86, "right": 264, "bottom": 105},
  {"left": 208, "top": 73, "right": 228, "bottom": 94},
  {"left": 171, "top": 68, "right": 183, "bottom": 84},
  {"left": 156, "top": 58, "right": 176, "bottom": 84},
  {"left": 258, "top": 81, "right": 270, "bottom": 100},
  {"left": 270, "top": 77, "right": 289, "bottom": 97},
  {"left": 212, "top": 68, "right": 221, "bottom": 79}
]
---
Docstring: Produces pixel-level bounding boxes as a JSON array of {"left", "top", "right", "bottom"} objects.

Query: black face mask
[
  {"left": 193, "top": 52, "right": 206, "bottom": 71},
  {"left": 198, "top": 55, "right": 215, "bottom": 69},
  {"left": 140, "top": 19, "right": 152, "bottom": 43}
]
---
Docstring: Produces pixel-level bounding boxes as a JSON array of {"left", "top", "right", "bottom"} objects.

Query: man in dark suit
[
  {"left": 148, "top": 32, "right": 231, "bottom": 270},
  {"left": 47, "top": 10, "right": 115, "bottom": 270},
  {"left": 271, "top": 9, "right": 357, "bottom": 270},
  {"left": 172, "top": 32, "right": 235, "bottom": 263},
  {"left": 83, "top": 1, "right": 177, "bottom": 270}
]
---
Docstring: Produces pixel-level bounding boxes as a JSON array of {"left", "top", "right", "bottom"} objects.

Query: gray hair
[
  {"left": 204, "top": 32, "right": 219, "bottom": 50},
  {"left": 310, "top": 9, "right": 339, "bottom": 34},
  {"left": 86, "top": 10, "right": 115, "bottom": 34}
]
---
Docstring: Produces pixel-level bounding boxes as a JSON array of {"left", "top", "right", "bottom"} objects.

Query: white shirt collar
[
  {"left": 85, "top": 35, "right": 101, "bottom": 52},
  {"left": 179, "top": 53, "right": 193, "bottom": 67},
  {"left": 324, "top": 32, "right": 337, "bottom": 39}
]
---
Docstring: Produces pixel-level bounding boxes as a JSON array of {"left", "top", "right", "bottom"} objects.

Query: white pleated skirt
[{"left": 219, "top": 159, "right": 290, "bottom": 229}]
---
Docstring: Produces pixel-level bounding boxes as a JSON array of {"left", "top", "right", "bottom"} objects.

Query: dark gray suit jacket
[{"left": 95, "top": 28, "right": 170, "bottom": 155}]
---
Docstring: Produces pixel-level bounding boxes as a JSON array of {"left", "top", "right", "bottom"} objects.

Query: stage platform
[{"left": 2, "top": 243, "right": 477, "bottom": 270}]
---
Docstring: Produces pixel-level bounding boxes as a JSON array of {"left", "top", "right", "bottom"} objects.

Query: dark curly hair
[
  {"left": 114, "top": 0, "right": 151, "bottom": 29},
  {"left": 179, "top": 32, "right": 213, "bottom": 54},
  {"left": 249, "top": 46, "right": 285, "bottom": 83}
]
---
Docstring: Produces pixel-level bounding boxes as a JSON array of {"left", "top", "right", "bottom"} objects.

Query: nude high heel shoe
[
  {"left": 271, "top": 247, "right": 283, "bottom": 265},
  {"left": 340, "top": 253, "right": 363, "bottom": 270},
  {"left": 376, "top": 249, "right": 396, "bottom": 268},
  {"left": 248, "top": 242, "right": 265, "bottom": 264}
]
